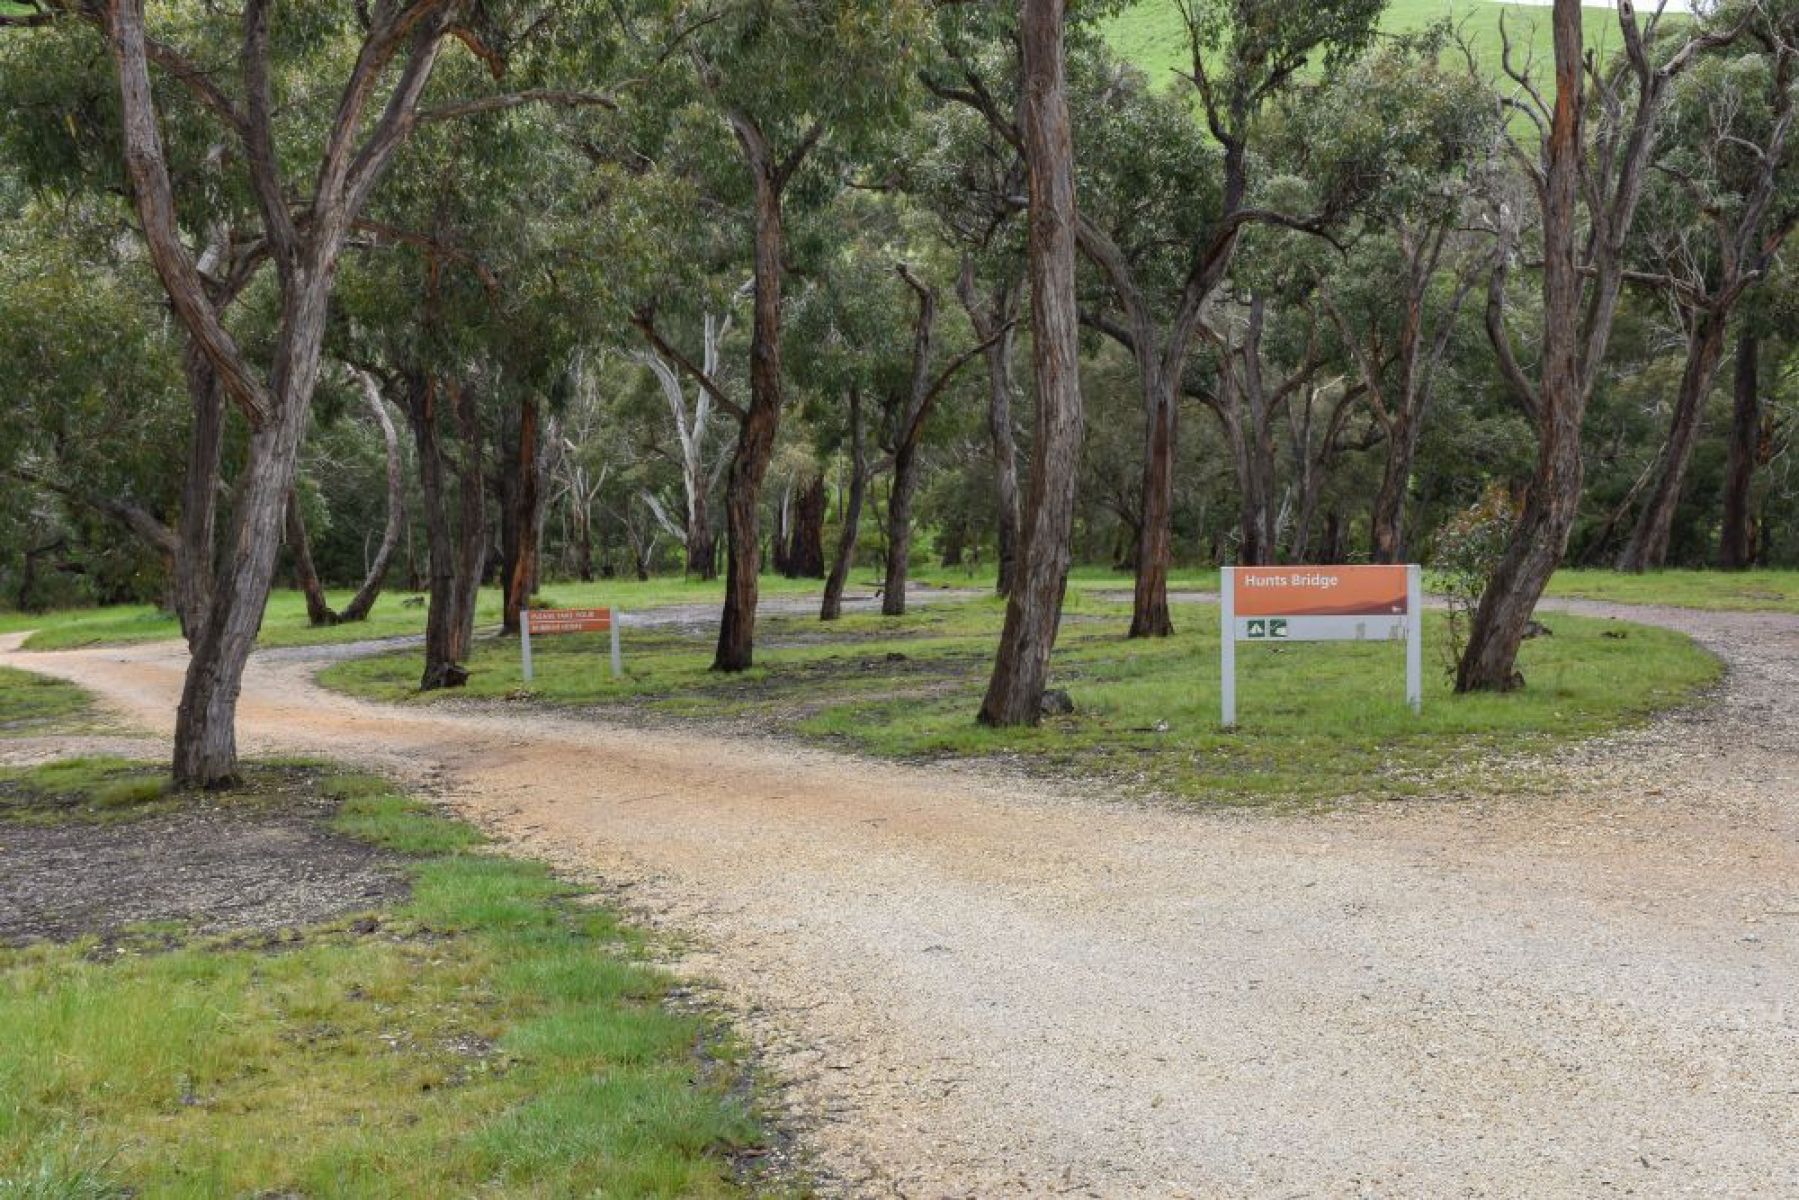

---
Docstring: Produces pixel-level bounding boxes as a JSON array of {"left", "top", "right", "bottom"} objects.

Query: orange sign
[
  {"left": 525, "top": 607, "right": 613, "bottom": 635},
  {"left": 1231, "top": 566, "right": 1409, "bottom": 618}
]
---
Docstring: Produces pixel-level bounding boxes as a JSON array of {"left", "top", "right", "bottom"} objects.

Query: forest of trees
[{"left": 2, "top": 0, "right": 1797, "bottom": 781}]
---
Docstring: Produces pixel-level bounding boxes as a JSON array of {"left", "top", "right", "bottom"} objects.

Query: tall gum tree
[
  {"left": 1065, "top": 1, "right": 1378, "bottom": 632},
  {"left": 1459, "top": 0, "right": 1736, "bottom": 692},
  {"left": 1616, "top": 6, "right": 1799, "bottom": 570},
  {"left": 2, "top": 1, "right": 631, "bottom": 779},
  {"left": 630, "top": 0, "right": 926, "bottom": 672},
  {"left": 977, "top": 0, "right": 1084, "bottom": 726}
]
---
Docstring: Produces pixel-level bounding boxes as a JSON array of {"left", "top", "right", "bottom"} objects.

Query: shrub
[{"left": 1430, "top": 482, "right": 1519, "bottom": 673}]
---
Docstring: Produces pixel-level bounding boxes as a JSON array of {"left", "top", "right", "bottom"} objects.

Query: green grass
[
  {"left": 1104, "top": 0, "right": 1641, "bottom": 90},
  {"left": 0, "top": 757, "right": 173, "bottom": 824},
  {"left": 2, "top": 575, "right": 830, "bottom": 652},
  {"left": 1544, "top": 568, "right": 1799, "bottom": 614},
  {"left": 321, "top": 592, "right": 1718, "bottom": 806},
  {"left": 0, "top": 667, "right": 90, "bottom": 738},
  {"left": 0, "top": 765, "right": 772, "bottom": 1198}
]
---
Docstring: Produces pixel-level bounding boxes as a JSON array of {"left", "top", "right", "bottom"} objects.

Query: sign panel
[
  {"left": 520, "top": 607, "right": 622, "bottom": 683},
  {"left": 1221, "top": 565, "right": 1420, "bottom": 726},
  {"left": 526, "top": 607, "right": 613, "bottom": 635},
  {"left": 1232, "top": 565, "right": 1410, "bottom": 617}
]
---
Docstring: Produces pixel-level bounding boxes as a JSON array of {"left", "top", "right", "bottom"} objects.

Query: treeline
[{"left": 0, "top": 0, "right": 1794, "bottom": 781}]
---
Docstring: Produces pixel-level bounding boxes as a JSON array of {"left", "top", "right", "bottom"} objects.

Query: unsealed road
[{"left": 5, "top": 599, "right": 1797, "bottom": 1198}]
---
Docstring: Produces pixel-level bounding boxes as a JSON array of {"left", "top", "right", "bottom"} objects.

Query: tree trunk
[
  {"left": 1720, "top": 329, "right": 1761, "bottom": 569},
  {"left": 335, "top": 371, "right": 405, "bottom": 622},
  {"left": 882, "top": 442, "right": 922, "bottom": 616},
  {"left": 502, "top": 393, "right": 542, "bottom": 634},
  {"left": 285, "top": 492, "right": 335, "bottom": 625},
  {"left": 1618, "top": 309, "right": 1730, "bottom": 571},
  {"left": 1457, "top": 0, "right": 1584, "bottom": 693},
  {"left": 714, "top": 114, "right": 798, "bottom": 673},
  {"left": 1369, "top": 411, "right": 1416, "bottom": 564},
  {"left": 787, "top": 474, "right": 826, "bottom": 579},
  {"left": 822, "top": 388, "right": 869, "bottom": 621},
  {"left": 172, "top": 389, "right": 313, "bottom": 788},
  {"left": 958, "top": 264, "right": 1023, "bottom": 598},
  {"left": 687, "top": 490, "right": 717, "bottom": 581},
  {"left": 1129, "top": 375, "right": 1176, "bottom": 635},
  {"left": 173, "top": 340, "right": 224, "bottom": 647},
  {"left": 409, "top": 374, "right": 482, "bottom": 691},
  {"left": 574, "top": 504, "right": 596, "bottom": 582},
  {"left": 980, "top": 0, "right": 1083, "bottom": 726},
  {"left": 450, "top": 378, "right": 484, "bottom": 661}
]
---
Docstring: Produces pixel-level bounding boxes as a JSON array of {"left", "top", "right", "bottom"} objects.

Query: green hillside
[{"left": 1106, "top": 0, "right": 1636, "bottom": 87}]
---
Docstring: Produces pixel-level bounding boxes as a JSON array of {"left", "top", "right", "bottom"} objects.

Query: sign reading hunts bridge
[{"left": 1220, "top": 565, "right": 1421, "bottom": 727}]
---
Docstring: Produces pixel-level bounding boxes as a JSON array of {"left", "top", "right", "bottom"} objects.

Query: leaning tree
[
  {"left": 1459, "top": 0, "right": 1736, "bottom": 692},
  {"left": 1, "top": 0, "right": 628, "bottom": 782}
]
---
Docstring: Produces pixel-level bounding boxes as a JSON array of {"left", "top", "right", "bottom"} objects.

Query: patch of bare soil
[{"left": 0, "top": 770, "right": 408, "bottom": 947}]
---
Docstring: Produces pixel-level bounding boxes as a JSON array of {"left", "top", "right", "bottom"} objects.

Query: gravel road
[{"left": 3, "top": 596, "right": 1795, "bottom": 1199}]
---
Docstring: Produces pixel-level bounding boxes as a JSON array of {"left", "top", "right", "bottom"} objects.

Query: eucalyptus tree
[
  {"left": 0, "top": 7, "right": 268, "bottom": 646},
  {"left": 0, "top": 206, "right": 190, "bottom": 595},
  {"left": 876, "top": 262, "right": 994, "bottom": 616},
  {"left": 0, "top": 0, "right": 632, "bottom": 782},
  {"left": 898, "top": 91, "right": 1031, "bottom": 595},
  {"left": 284, "top": 367, "right": 406, "bottom": 625},
  {"left": 634, "top": 307, "right": 739, "bottom": 580},
  {"left": 1060, "top": 0, "right": 1379, "bottom": 633},
  {"left": 1462, "top": 0, "right": 1737, "bottom": 692},
  {"left": 628, "top": 0, "right": 928, "bottom": 671},
  {"left": 1721, "top": 262, "right": 1799, "bottom": 566},
  {"left": 1187, "top": 281, "right": 1325, "bottom": 565},
  {"left": 1617, "top": 3, "right": 1799, "bottom": 571},
  {"left": 977, "top": 0, "right": 1085, "bottom": 727},
  {"left": 1297, "top": 36, "right": 1499, "bottom": 562}
]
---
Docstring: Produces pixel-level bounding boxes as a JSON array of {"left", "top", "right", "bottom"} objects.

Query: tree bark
[
  {"left": 173, "top": 339, "right": 224, "bottom": 646},
  {"left": 822, "top": 388, "right": 869, "bottom": 621},
  {"left": 285, "top": 491, "right": 335, "bottom": 625},
  {"left": 979, "top": 0, "right": 1083, "bottom": 726},
  {"left": 1132, "top": 376, "right": 1176, "bottom": 631},
  {"left": 1720, "top": 329, "right": 1761, "bottom": 569},
  {"left": 882, "top": 442, "right": 923, "bottom": 615},
  {"left": 712, "top": 111, "right": 806, "bottom": 673},
  {"left": 106, "top": 0, "right": 467, "bottom": 785},
  {"left": 1457, "top": 0, "right": 1695, "bottom": 690},
  {"left": 786, "top": 474, "right": 826, "bottom": 578},
  {"left": 1368, "top": 409, "right": 1416, "bottom": 564},
  {"left": 450, "top": 377, "right": 485, "bottom": 661},
  {"left": 957, "top": 262, "right": 1023, "bottom": 598},
  {"left": 502, "top": 392, "right": 542, "bottom": 634},
  {"left": 1457, "top": 0, "right": 1585, "bottom": 694},
  {"left": 1617, "top": 308, "right": 1730, "bottom": 571},
  {"left": 409, "top": 374, "right": 482, "bottom": 691},
  {"left": 335, "top": 370, "right": 405, "bottom": 622}
]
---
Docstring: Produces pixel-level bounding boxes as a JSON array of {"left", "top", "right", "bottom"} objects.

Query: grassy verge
[
  {"left": 321, "top": 593, "right": 1718, "bottom": 806},
  {"left": 1, "top": 575, "right": 831, "bottom": 652},
  {"left": 1544, "top": 568, "right": 1799, "bottom": 614},
  {"left": 0, "top": 666, "right": 91, "bottom": 738},
  {"left": 0, "top": 762, "right": 774, "bottom": 1198}
]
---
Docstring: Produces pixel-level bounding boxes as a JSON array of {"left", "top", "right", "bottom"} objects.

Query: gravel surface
[{"left": 3, "top": 599, "right": 1795, "bottom": 1199}]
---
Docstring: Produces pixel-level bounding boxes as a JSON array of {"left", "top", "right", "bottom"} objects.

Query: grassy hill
[{"left": 1105, "top": 0, "right": 1637, "bottom": 88}]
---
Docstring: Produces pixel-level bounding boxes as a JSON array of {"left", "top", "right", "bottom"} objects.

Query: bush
[{"left": 1430, "top": 483, "right": 1519, "bottom": 674}]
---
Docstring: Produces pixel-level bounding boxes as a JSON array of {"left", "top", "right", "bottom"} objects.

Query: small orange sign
[
  {"left": 526, "top": 607, "right": 613, "bottom": 635},
  {"left": 1232, "top": 566, "right": 1409, "bottom": 618}
]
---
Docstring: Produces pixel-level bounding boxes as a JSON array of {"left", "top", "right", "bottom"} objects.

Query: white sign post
[{"left": 1221, "top": 564, "right": 1421, "bottom": 728}]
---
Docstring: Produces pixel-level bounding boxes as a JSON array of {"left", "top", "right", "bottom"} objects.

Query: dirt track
[{"left": 4, "top": 597, "right": 1797, "bottom": 1199}]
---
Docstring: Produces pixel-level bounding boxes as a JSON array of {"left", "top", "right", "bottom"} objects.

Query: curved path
[{"left": 4, "top": 598, "right": 1797, "bottom": 1198}]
